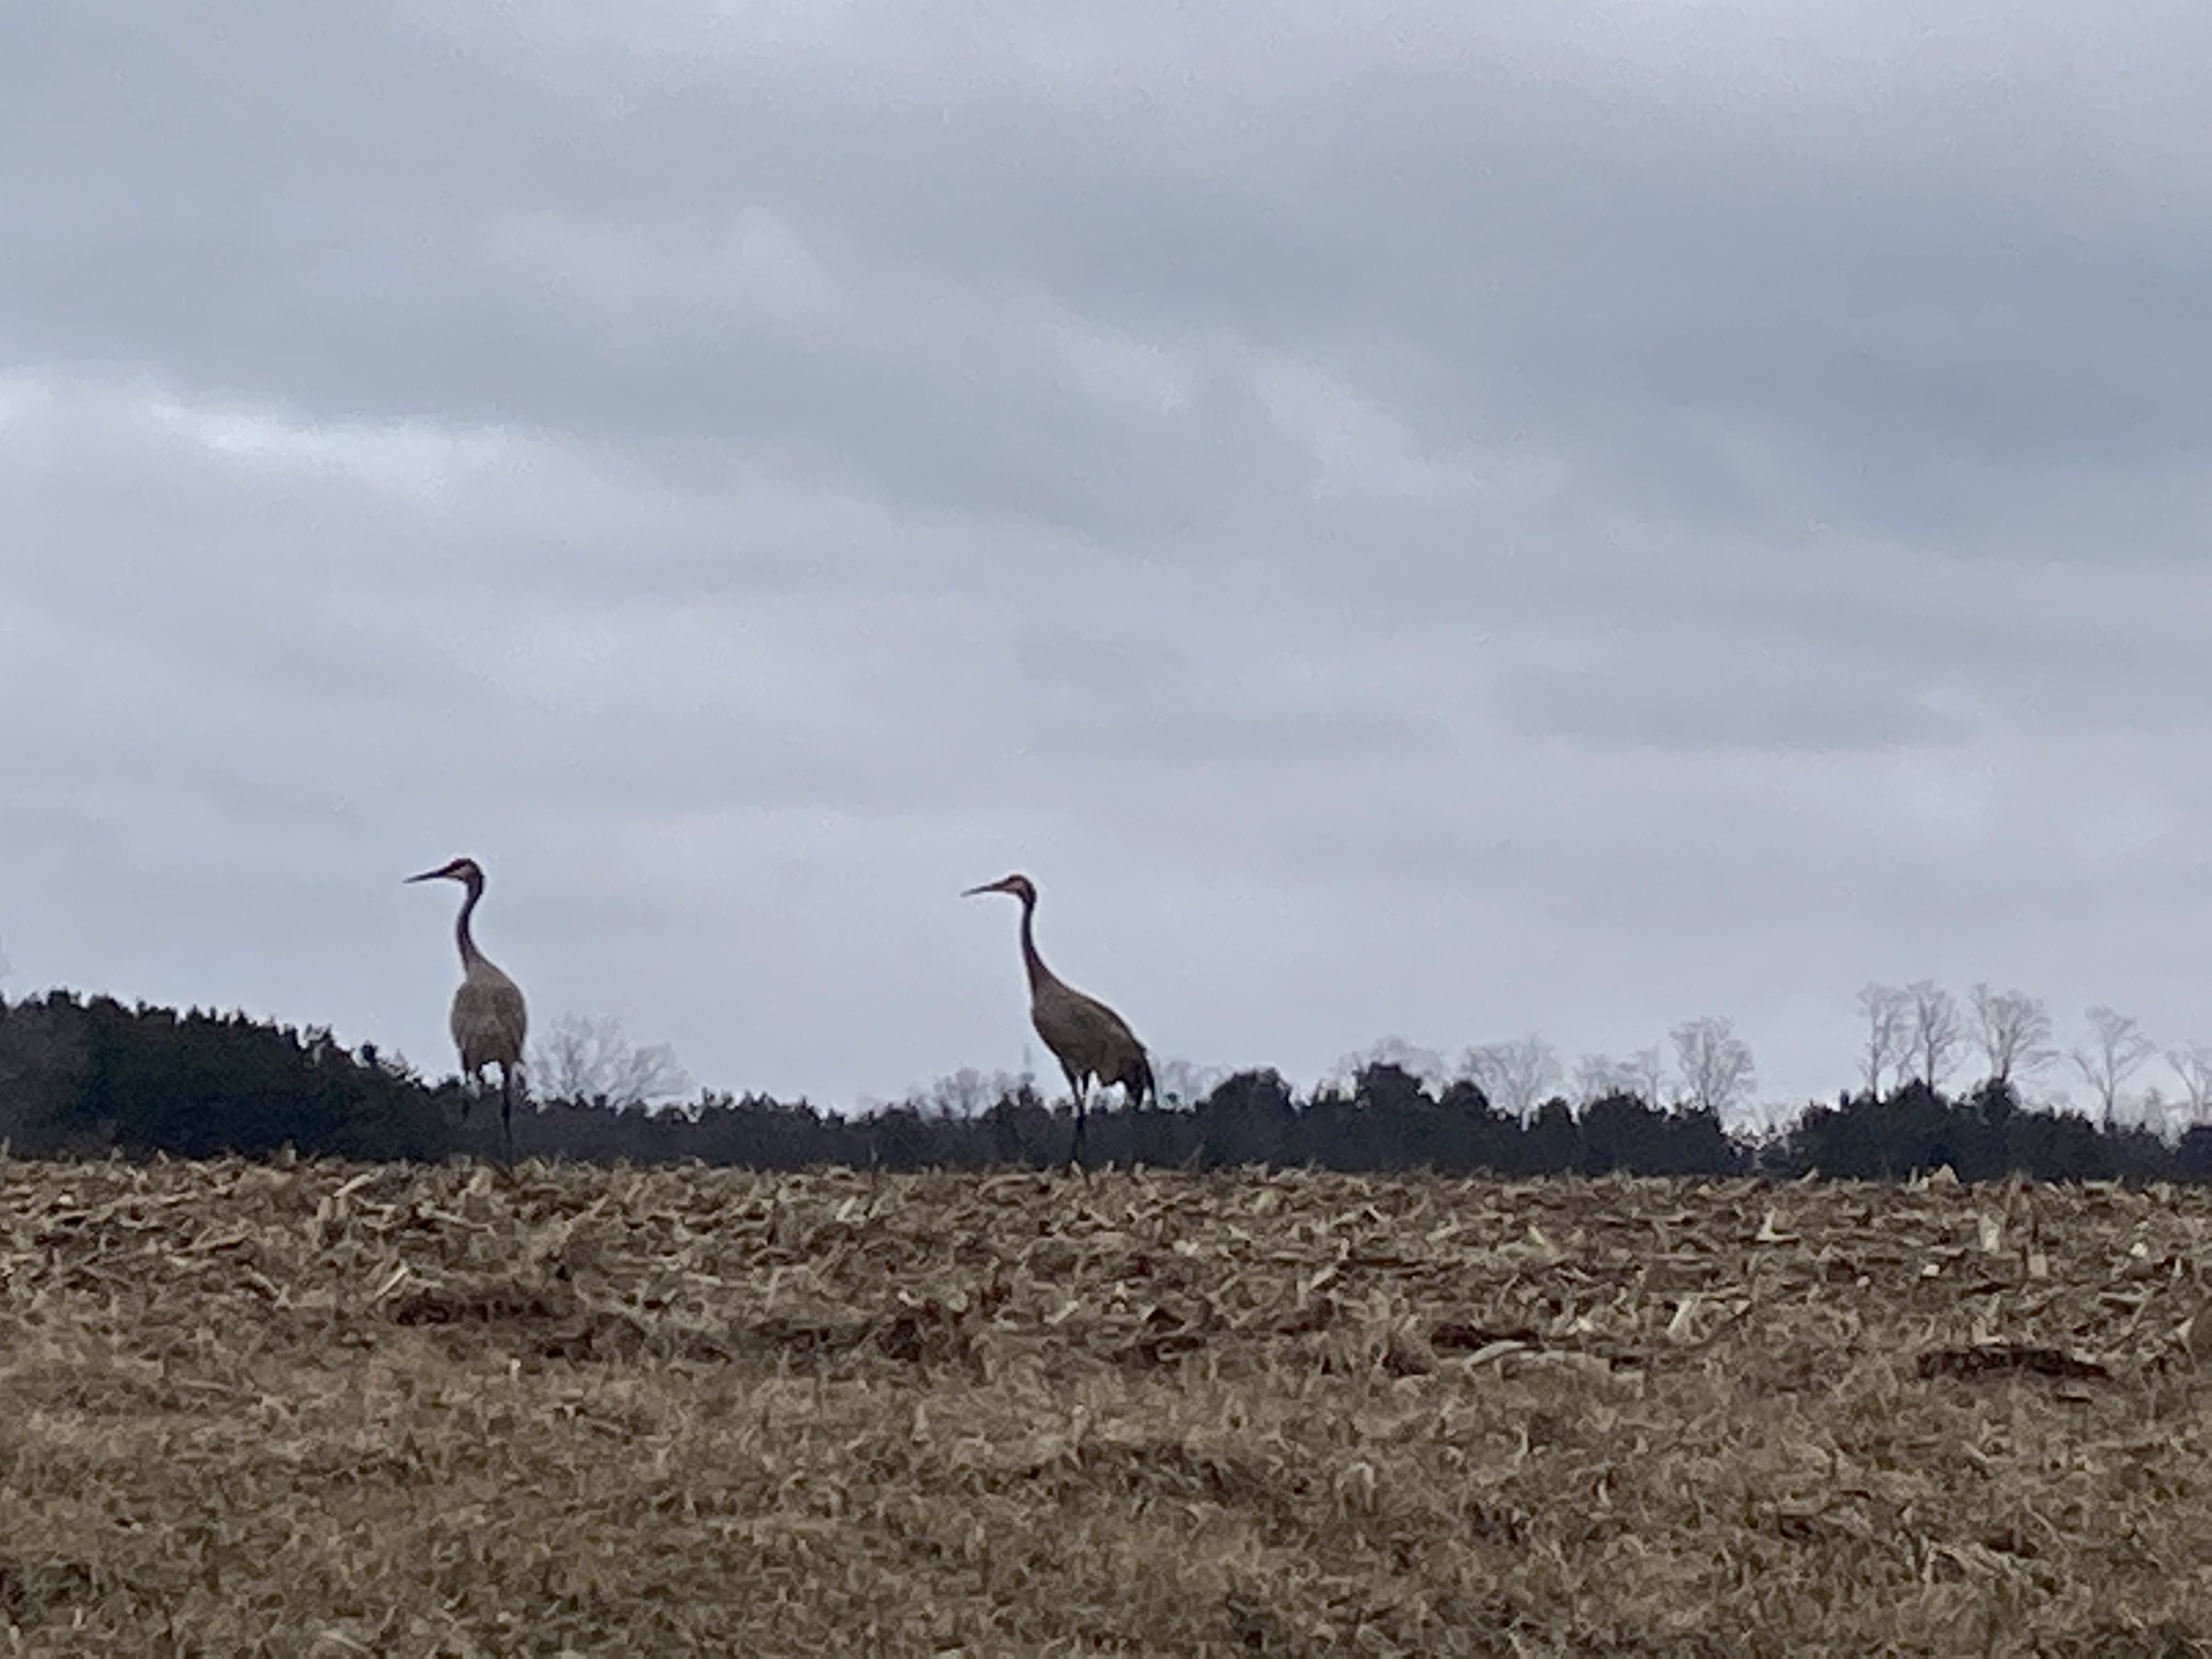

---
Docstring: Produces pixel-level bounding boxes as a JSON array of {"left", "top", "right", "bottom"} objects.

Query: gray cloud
[{"left": 2, "top": 1, "right": 2208, "bottom": 1112}]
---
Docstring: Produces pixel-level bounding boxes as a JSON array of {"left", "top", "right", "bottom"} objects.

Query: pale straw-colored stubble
[{"left": 0, "top": 1158, "right": 2208, "bottom": 1655}]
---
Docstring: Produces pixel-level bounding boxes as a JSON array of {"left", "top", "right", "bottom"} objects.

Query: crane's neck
[
  {"left": 1017, "top": 893, "right": 1052, "bottom": 996},
  {"left": 454, "top": 875, "right": 487, "bottom": 967}
]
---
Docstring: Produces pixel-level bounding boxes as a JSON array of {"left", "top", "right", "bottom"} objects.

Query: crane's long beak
[
  {"left": 404, "top": 868, "right": 445, "bottom": 885},
  {"left": 961, "top": 882, "right": 995, "bottom": 897}
]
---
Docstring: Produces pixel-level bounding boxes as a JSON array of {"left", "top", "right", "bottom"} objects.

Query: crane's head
[
  {"left": 405, "top": 856, "right": 484, "bottom": 888},
  {"left": 962, "top": 872, "right": 1036, "bottom": 906}
]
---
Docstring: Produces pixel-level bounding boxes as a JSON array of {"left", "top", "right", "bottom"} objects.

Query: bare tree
[
  {"left": 927, "top": 1067, "right": 986, "bottom": 1119},
  {"left": 1904, "top": 980, "right": 1962, "bottom": 1091},
  {"left": 2166, "top": 1045, "right": 2212, "bottom": 1125},
  {"left": 1333, "top": 1036, "right": 1448, "bottom": 1094},
  {"left": 1576, "top": 1048, "right": 1672, "bottom": 1107},
  {"left": 1856, "top": 984, "right": 1910, "bottom": 1099},
  {"left": 1573, "top": 1052, "right": 1641, "bottom": 1105},
  {"left": 1462, "top": 1034, "right": 1564, "bottom": 1120},
  {"left": 531, "top": 1013, "right": 691, "bottom": 1109},
  {"left": 1671, "top": 1016, "right": 1756, "bottom": 1119},
  {"left": 1970, "top": 983, "right": 2056, "bottom": 1087},
  {"left": 2070, "top": 1006, "right": 2155, "bottom": 1127},
  {"left": 923, "top": 1065, "right": 1035, "bottom": 1119},
  {"left": 1153, "top": 1056, "right": 1224, "bottom": 1108}
]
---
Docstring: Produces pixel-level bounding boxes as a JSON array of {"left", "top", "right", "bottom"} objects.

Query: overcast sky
[{"left": 2, "top": 1, "right": 2207, "bottom": 1117}]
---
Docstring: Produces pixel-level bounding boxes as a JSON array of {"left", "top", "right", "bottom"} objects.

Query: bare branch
[
  {"left": 2166, "top": 1045, "right": 2212, "bottom": 1124},
  {"left": 1461, "top": 1034, "right": 1563, "bottom": 1120},
  {"left": 2139, "top": 1084, "right": 2181, "bottom": 1139},
  {"left": 923, "top": 1065, "right": 1028, "bottom": 1120},
  {"left": 2070, "top": 1006, "right": 2155, "bottom": 1128},
  {"left": 1670, "top": 1015, "right": 1756, "bottom": 1120},
  {"left": 1573, "top": 1052, "right": 1641, "bottom": 1105},
  {"left": 529, "top": 1013, "right": 691, "bottom": 1109},
  {"left": 1153, "top": 1057, "right": 1225, "bottom": 1109},
  {"left": 1855, "top": 984, "right": 1909, "bottom": 1099},
  {"left": 1331, "top": 1037, "right": 1448, "bottom": 1095},
  {"left": 1904, "top": 980, "right": 1961, "bottom": 1092},
  {"left": 1970, "top": 983, "right": 2056, "bottom": 1086}
]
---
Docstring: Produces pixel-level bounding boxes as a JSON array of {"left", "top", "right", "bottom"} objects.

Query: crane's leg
[
  {"left": 499, "top": 1063, "right": 516, "bottom": 1165},
  {"left": 1065, "top": 1067, "right": 1090, "bottom": 1172}
]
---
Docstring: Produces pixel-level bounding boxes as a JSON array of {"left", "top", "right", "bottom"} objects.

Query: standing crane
[
  {"left": 407, "top": 855, "right": 528, "bottom": 1160},
  {"left": 963, "top": 872, "right": 1155, "bottom": 1167}
]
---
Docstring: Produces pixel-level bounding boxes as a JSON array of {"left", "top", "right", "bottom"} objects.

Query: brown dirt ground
[{"left": 2, "top": 1158, "right": 2211, "bottom": 1657}]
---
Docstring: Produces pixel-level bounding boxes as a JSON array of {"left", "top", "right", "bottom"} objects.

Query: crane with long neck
[
  {"left": 407, "top": 856, "right": 529, "bottom": 1160},
  {"left": 963, "top": 872, "right": 1155, "bottom": 1168}
]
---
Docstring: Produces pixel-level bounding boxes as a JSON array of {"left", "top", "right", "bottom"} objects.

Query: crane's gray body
[
  {"left": 452, "top": 957, "right": 527, "bottom": 1085},
  {"left": 1031, "top": 974, "right": 1155, "bottom": 1111}
]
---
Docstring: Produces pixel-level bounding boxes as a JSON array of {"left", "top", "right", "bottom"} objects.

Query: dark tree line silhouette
[
  {"left": 0, "top": 992, "right": 453, "bottom": 1160},
  {"left": 9, "top": 989, "right": 2212, "bottom": 1182}
]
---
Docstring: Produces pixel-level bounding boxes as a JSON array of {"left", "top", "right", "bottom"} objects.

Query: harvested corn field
[{"left": 2, "top": 1159, "right": 2210, "bottom": 1657}]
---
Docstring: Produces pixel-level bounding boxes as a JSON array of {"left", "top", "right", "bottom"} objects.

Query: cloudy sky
[{"left": 2, "top": 0, "right": 2207, "bottom": 1116}]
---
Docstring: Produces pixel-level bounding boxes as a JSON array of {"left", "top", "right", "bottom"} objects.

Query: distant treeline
[
  {"left": 0, "top": 992, "right": 455, "bottom": 1161},
  {"left": 8, "top": 990, "right": 2212, "bottom": 1183}
]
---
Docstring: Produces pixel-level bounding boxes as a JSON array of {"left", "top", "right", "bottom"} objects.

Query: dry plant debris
[{"left": 2, "top": 1158, "right": 2211, "bottom": 1656}]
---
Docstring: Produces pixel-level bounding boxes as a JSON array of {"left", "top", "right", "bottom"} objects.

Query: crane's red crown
[
  {"left": 405, "top": 856, "right": 484, "bottom": 887},
  {"left": 962, "top": 872, "right": 1036, "bottom": 905}
]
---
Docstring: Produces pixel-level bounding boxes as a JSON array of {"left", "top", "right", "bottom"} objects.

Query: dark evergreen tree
[{"left": 0, "top": 992, "right": 453, "bottom": 1160}]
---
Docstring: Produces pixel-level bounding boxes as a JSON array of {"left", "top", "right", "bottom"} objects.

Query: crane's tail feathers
[{"left": 1126, "top": 1052, "right": 1158, "bottom": 1110}]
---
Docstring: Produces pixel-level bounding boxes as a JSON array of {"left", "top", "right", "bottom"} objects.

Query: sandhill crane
[
  {"left": 407, "top": 856, "right": 528, "bottom": 1160},
  {"left": 964, "top": 872, "right": 1155, "bottom": 1167}
]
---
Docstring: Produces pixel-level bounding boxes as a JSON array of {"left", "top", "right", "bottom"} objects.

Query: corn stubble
[{"left": 1, "top": 1158, "right": 2209, "bottom": 1656}]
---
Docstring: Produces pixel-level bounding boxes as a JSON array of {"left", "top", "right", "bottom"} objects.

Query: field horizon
[{"left": 2, "top": 1156, "right": 2208, "bottom": 1656}]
